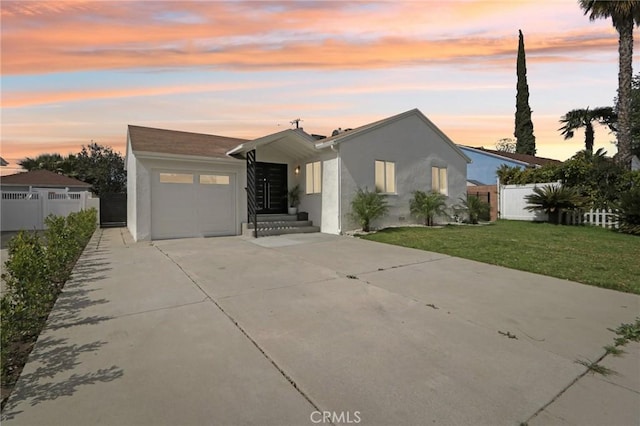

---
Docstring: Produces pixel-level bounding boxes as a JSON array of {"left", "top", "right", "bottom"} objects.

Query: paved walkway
[{"left": 2, "top": 228, "right": 639, "bottom": 425}]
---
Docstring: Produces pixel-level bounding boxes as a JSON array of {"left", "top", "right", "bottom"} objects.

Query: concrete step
[
  {"left": 256, "top": 214, "right": 299, "bottom": 222},
  {"left": 253, "top": 226, "right": 320, "bottom": 237},
  {"left": 246, "top": 220, "right": 312, "bottom": 229}
]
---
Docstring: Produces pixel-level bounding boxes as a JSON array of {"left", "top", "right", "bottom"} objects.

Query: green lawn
[{"left": 360, "top": 221, "right": 640, "bottom": 294}]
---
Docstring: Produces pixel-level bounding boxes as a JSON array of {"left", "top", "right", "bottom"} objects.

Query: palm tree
[
  {"left": 349, "top": 188, "right": 389, "bottom": 232},
  {"left": 409, "top": 190, "right": 449, "bottom": 226},
  {"left": 18, "top": 153, "right": 65, "bottom": 172},
  {"left": 525, "top": 185, "right": 584, "bottom": 225},
  {"left": 558, "top": 107, "right": 616, "bottom": 154},
  {"left": 459, "top": 195, "right": 490, "bottom": 224},
  {"left": 578, "top": 1, "right": 640, "bottom": 168}
]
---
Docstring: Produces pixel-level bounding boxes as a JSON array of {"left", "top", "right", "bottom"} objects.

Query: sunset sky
[{"left": 0, "top": 0, "right": 634, "bottom": 175}]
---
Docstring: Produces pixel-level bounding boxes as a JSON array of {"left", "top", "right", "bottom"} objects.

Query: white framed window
[
  {"left": 431, "top": 167, "right": 448, "bottom": 195},
  {"left": 159, "top": 173, "right": 193, "bottom": 184},
  {"left": 375, "top": 160, "right": 396, "bottom": 193},
  {"left": 306, "top": 161, "right": 322, "bottom": 194},
  {"left": 199, "top": 174, "right": 230, "bottom": 185}
]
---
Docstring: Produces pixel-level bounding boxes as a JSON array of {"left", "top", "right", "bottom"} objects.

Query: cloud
[{"left": 1, "top": 1, "right": 618, "bottom": 75}]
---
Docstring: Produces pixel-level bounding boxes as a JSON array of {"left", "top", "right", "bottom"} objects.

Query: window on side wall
[
  {"left": 306, "top": 161, "right": 322, "bottom": 194},
  {"left": 431, "top": 166, "right": 448, "bottom": 195},
  {"left": 375, "top": 160, "right": 395, "bottom": 193}
]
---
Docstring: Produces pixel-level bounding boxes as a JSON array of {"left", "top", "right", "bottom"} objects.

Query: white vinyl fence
[
  {"left": 499, "top": 182, "right": 558, "bottom": 222},
  {"left": 498, "top": 182, "right": 618, "bottom": 229},
  {"left": 1, "top": 190, "right": 98, "bottom": 231}
]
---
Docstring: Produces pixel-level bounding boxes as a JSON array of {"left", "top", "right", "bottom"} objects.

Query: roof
[
  {"left": 128, "top": 125, "right": 248, "bottom": 159},
  {"left": 1, "top": 169, "right": 91, "bottom": 187},
  {"left": 0, "top": 157, "right": 8, "bottom": 166},
  {"left": 226, "top": 129, "right": 319, "bottom": 160},
  {"left": 460, "top": 146, "right": 562, "bottom": 167},
  {"left": 315, "top": 108, "right": 471, "bottom": 163}
]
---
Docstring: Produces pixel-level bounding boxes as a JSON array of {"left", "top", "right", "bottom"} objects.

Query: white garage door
[{"left": 151, "top": 171, "right": 237, "bottom": 239}]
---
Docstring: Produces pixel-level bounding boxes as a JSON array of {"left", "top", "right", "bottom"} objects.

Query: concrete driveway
[{"left": 2, "top": 228, "right": 639, "bottom": 425}]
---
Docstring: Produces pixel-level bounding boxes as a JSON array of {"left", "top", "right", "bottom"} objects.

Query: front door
[{"left": 256, "top": 162, "right": 288, "bottom": 214}]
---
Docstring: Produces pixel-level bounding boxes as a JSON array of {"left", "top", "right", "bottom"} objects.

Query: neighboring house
[
  {"left": 126, "top": 108, "right": 470, "bottom": 241},
  {"left": 0, "top": 157, "right": 8, "bottom": 167},
  {"left": 459, "top": 146, "right": 562, "bottom": 185},
  {"left": 0, "top": 169, "right": 92, "bottom": 192},
  {"left": 1, "top": 170, "right": 95, "bottom": 232}
]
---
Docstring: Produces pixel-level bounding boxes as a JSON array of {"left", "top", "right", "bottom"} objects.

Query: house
[
  {"left": 0, "top": 169, "right": 92, "bottom": 192},
  {"left": 459, "top": 146, "right": 562, "bottom": 186},
  {"left": 126, "top": 108, "right": 470, "bottom": 241}
]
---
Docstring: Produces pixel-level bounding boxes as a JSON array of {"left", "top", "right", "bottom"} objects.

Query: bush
[
  {"left": 459, "top": 195, "right": 491, "bottom": 224},
  {"left": 409, "top": 190, "right": 449, "bottom": 226},
  {"left": 349, "top": 188, "right": 389, "bottom": 232},
  {"left": 1, "top": 208, "right": 97, "bottom": 399},
  {"left": 616, "top": 186, "right": 640, "bottom": 235},
  {"left": 525, "top": 185, "right": 584, "bottom": 224}
]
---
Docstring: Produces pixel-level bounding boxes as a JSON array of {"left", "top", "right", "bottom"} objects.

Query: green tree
[
  {"left": 18, "top": 153, "right": 66, "bottom": 172},
  {"left": 558, "top": 107, "right": 616, "bottom": 154},
  {"left": 514, "top": 29, "right": 536, "bottom": 155},
  {"left": 74, "top": 143, "right": 126, "bottom": 195},
  {"left": 349, "top": 188, "right": 389, "bottom": 232},
  {"left": 409, "top": 190, "right": 448, "bottom": 226},
  {"left": 579, "top": 0, "right": 640, "bottom": 169},
  {"left": 17, "top": 143, "right": 126, "bottom": 196}
]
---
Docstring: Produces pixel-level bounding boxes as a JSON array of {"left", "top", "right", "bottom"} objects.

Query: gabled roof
[
  {"left": 128, "top": 125, "right": 248, "bottom": 159},
  {"left": 1, "top": 169, "right": 91, "bottom": 187},
  {"left": 0, "top": 157, "right": 8, "bottom": 166},
  {"left": 460, "top": 146, "right": 562, "bottom": 167},
  {"left": 315, "top": 108, "right": 471, "bottom": 163},
  {"left": 227, "top": 129, "right": 318, "bottom": 160}
]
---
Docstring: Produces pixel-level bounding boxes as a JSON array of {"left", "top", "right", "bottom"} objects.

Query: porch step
[
  {"left": 242, "top": 214, "right": 320, "bottom": 237},
  {"left": 256, "top": 214, "right": 299, "bottom": 222},
  {"left": 252, "top": 226, "right": 320, "bottom": 237},
  {"left": 245, "top": 220, "right": 312, "bottom": 229}
]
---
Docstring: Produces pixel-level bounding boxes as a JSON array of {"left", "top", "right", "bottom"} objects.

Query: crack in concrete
[
  {"left": 155, "top": 245, "right": 328, "bottom": 422},
  {"left": 523, "top": 350, "right": 611, "bottom": 425}
]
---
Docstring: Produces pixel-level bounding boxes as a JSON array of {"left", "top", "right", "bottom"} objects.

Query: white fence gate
[
  {"left": 1, "top": 190, "right": 97, "bottom": 231},
  {"left": 499, "top": 182, "right": 559, "bottom": 221}
]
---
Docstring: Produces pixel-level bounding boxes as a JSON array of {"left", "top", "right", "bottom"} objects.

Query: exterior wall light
[{"left": 295, "top": 165, "right": 300, "bottom": 175}]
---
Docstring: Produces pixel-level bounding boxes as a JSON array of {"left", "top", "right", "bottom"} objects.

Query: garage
[
  {"left": 126, "top": 125, "right": 247, "bottom": 242},
  {"left": 151, "top": 170, "right": 237, "bottom": 239}
]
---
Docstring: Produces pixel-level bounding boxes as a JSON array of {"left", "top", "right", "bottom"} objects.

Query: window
[
  {"left": 431, "top": 167, "right": 448, "bottom": 195},
  {"left": 375, "top": 160, "right": 395, "bottom": 193},
  {"left": 306, "top": 161, "right": 322, "bottom": 194},
  {"left": 199, "top": 174, "right": 230, "bottom": 185},
  {"left": 159, "top": 173, "right": 193, "bottom": 184}
]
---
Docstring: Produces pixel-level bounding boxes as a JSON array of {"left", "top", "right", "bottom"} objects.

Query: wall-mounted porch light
[{"left": 295, "top": 165, "right": 300, "bottom": 175}]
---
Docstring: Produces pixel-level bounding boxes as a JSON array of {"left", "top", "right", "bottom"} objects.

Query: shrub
[
  {"left": 410, "top": 190, "right": 449, "bottom": 226},
  {"left": 525, "top": 185, "right": 584, "bottom": 224},
  {"left": 1, "top": 208, "right": 97, "bottom": 398},
  {"left": 459, "top": 195, "right": 491, "bottom": 224},
  {"left": 616, "top": 186, "right": 640, "bottom": 235},
  {"left": 349, "top": 188, "right": 389, "bottom": 232}
]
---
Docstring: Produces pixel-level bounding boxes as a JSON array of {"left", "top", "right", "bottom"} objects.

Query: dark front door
[{"left": 256, "top": 162, "right": 288, "bottom": 214}]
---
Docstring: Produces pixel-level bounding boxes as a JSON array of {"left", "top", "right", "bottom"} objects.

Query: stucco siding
[
  {"left": 338, "top": 114, "right": 467, "bottom": 231},
  {"left": 126, "top": 141, "right": 137, "bottom": 239}
]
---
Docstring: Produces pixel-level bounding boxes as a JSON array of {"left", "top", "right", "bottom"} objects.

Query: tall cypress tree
[{"left": 514, "top": 29, "right": 536, "bottom": 155}]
